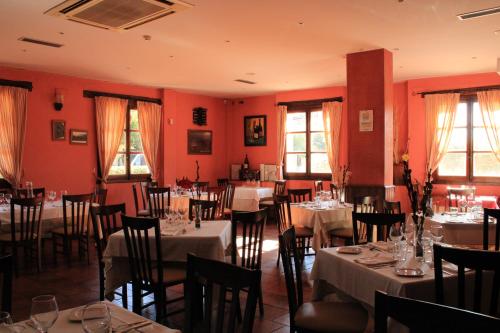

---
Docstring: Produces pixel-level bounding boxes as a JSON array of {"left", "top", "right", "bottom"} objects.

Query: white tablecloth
[
  {"left": 103, "top": 220, "right": 232, "bottom": 297},
  {"left": 0, "top": 201, "right": 65, "bottom": 234},
  {"left": 232, "top": 186, "right": 273, "bottom": 212},
  {"left": 429, "top": 214, "right": 496, "bottom": 246},
  {"left": 290, "top": 203, "right": 352, "bottom": 250}
]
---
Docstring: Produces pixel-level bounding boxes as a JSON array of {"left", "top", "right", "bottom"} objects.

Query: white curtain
[
  {"left": 322, "top": 101, "right": 342, "bottom": 180},
  {"left": 137, "top": 101, "right": 162, "bottom": 181},
  {"left": 425, "top": 93, "right": 460, "bottom": 174},
  {"left": 276, "top": 105, "right": 287, "bottom": 180},
  {"left": 477, "top": 90, "right": 500, "bottom": 162}
]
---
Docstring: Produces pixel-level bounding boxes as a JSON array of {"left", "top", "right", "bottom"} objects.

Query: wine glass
[
  {"left": 458, "top": 198, "right": 468, "bottom": 213},
  {"left": 0, "top": 193, "right": 5, "bottom": 206},
  {"left": 0, "top": 312, "right": 13, "bottom": 326},
  {"left": 30, "top": 295, "right": 58, "bottom": 333},
  {"left": 81, "top": 302, "right": 111, "bottom": 333},
  {"left": 389, "top": 224, "right": 403, "bottom": 259},
  {"left": 402, "top": 222, "right": 414, "bottom": 245},
  {"left": 4, "top": 194, "right": 11, "bottom": 205},
  {"left": 431, "top": 224, "right": 444, "bottom": 243}
]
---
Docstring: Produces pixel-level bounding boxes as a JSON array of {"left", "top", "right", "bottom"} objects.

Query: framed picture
[
  {"left": 70, "top": 129, "right": 88, "bottom": 145},
  {"left": 244, "top": 115, "right": 267, "bottom": 146},
  {"left": 188, "top": 130, "right": 212, "bottom": 155},
  {"left": 51, "top": 120, "right": 65, "bottom": 141}
]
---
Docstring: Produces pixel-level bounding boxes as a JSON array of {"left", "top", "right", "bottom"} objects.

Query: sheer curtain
[
  {"left": 276, "top": 105, "right": 287, "bottom": 180},
  {"left": 137, "top": 101, "right": 162, "bottom": 181},
  {"left": 0, "top": 86, "right": 28, "bottom": 187},
  {"left": 478, "top": 90, "right": 500, "bottom": 162},
  {"left": 322, "top": 101, "right": 342, "bottom": 180},
  {"left": 425, "top": 93, "right": 460, "bottom": 173},
  {"left": 95, "top": 96, "right": 128, "bottom": 181}
]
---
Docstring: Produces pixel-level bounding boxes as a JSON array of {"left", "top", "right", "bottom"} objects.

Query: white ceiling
[{"left": 0, "top": 0, "right": 499, "bottom": 97}]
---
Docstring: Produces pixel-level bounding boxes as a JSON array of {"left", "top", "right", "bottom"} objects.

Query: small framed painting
[
  {"left": 51, "top": 120, "right": 65, "bottom": 141},
  {"left": 70, "top": 129, "right": 88, "bottom": 145},
  {"left": 244, "top": 115, "right": 267, "bottom": 146},
  {"left": 188, "top": 130, "right": 212, "bottom": 155}
]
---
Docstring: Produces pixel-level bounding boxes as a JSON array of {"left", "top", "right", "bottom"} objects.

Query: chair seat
[
  {"left": 330, "top": 227, "right": 353, "bottom": 238},
  {"left": 294, "top": 301, "right": 368, "bottom": 333},
  {"left": 259, "top": 200, "right": 274, "bottom": 207},
  {"left": 52, "top": 227, "right": 85, "bottom": 237},
  {"left": 152, "top": 266, "right": 186, "bottom": 285},
  {"left": 0, "top": 232, "right": 37, "bottom": 242},
  {"left": 137, "top": 209, "right": 150, "bottom": 217},
  {"left": 295, "top": 226, "right": 313, "bottom": 238}
]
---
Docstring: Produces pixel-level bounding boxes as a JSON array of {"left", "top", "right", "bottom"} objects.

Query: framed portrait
[
  {"left": 244, "top": 115, "right": 267, "bottom": 146},
  {"left": 70, "top": 129, "right": 88, "bottom": 145},
  {"left": 51, "top": 120, "right": 65, "bottom": 141},
  {"left": 188, "top": 130, "right": 212, "bottom": 155}
]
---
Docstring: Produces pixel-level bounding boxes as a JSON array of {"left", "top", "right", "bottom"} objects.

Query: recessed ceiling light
[
  {"left": 457, "top": 6, "right": 500, "bottom": 20},
  {"left": 169, "top": 55, "right": 174, "bottom": 58},
  {"left": 472, "top": 56, "right": 477, "bottom": 60},
  {"left": 298, "top": 21, "right": 304, "bottom": 25},
  {"left": 59, "top": 32, "right": 64, "bottom": 35},
  {"left": 143, "top": 35, "right": 151, "bottom": 41}
]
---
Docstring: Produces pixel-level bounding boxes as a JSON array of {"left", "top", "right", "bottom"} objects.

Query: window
[
  {"left": 285, "top": 106, "right": 331, "bottom": 180},
  {"left": 436, "top": 94, "right": 500, "bottom": 183},
  {"left": 109, "top": 107, "right": 150, "bottom": 180}
]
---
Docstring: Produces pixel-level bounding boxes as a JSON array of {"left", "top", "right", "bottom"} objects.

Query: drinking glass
[
  {"left": 4, "top": 194, "right": 11, "bottom": 205},
  {"left": 30, "top": 295, "right": 58, "bottom": 333},
  {"left": 389, "top": 224, "right": 403, "bottom": 260},
  {"left": 0, "top": 312, "right": 13, "bottom": 326},
  {"left": 402, "top": 222, "right": 414, "bottom": 245},
  {"left": 431, "top": 224, "right": 444, "bottom": 243},
  {"left": 458, "top": 199, "right": 468, "bottom": 213},
  {"left": 81, "top": 302, "right": 111, "bottom": 333},
  {"left": 0, "top": 194, "right": 5, "bottom": 206}
]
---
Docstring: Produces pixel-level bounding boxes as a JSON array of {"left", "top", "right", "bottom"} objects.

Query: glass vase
[{"left": 413, "top": 215, "right": 424, "bottom": 259}]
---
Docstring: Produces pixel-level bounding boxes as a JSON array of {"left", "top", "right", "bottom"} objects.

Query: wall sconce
[{"left": 54, "top": 89, "right": 64, "bottom": 111}]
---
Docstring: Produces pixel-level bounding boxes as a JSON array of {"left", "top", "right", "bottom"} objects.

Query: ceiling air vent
[
  {"left": 18, "top": 37, "right": 63, "bottom": 48},
  {"left": 235, "top": 79, "right": 256, "bottom": 85},
  {"left": 457, "top": 6, "right": 500, "bottom": 20},
  {"left": 45, "top": 0, "right": 193, "bottom": 31}
]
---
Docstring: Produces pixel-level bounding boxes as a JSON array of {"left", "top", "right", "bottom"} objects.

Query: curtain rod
[
  {"left": 0, "top": 79, "right": 33, "bottom": 91},
  {"left": 277, "top": 96, "right": 343, "bottom": 106},
  {"left": 83, "top": 90, "right": 162, "bottom": 105},
  {"left": 415, "top": 84, "right": 500, "bottom": 97}
]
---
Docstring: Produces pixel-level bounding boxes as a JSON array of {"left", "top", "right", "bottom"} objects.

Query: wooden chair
[
  {"left": 0, "top": 197, "right": 44, "bottom": 276},
  {"left": 188, "top": 199, "right": 217, "bottom": 221},
  {"left": 207, "top": 186, "right": 225, "bottom": 219},
  {"left": 288, "top": 188, "right": 312, "bottom": 203},
  {"left": 52, "top": 193, "right": 93, "bottom": 265},
  {"left": 280, "top": 227, "right": 368, "bottom": 333},
  {"left": 231, "top": 209, "right": 267, "bottom": 316},
  {"left": 314, "top": 180, "right": 323, "bottom": 193},
  {"left": 447, "top": 187, "right": 476, "bottom": 209},
  {"left": 90, "top": 203, "right": 127, "bottom": 307},
  {"left": 434, "top": 244, "right": 500, "bottom": 316},
  {"left": 217, "top": 178, "right": 229, "bottom": 187},
  {"left": 374, "top": 290, "right": 500, "bottom": 333},
  {"left": 193, "top": 181, "right": 209, "bottom": 193},
  {"left": 0, "top": 255, "right": 12, "bottom": 312},
  {"left": 184, "top": 253, "right": 261, "bottom": 333},
  {"left": 15, "top": 187, "right": 45, "bottom": 199},
  {"left": 122, "top": 215, "right": 185, "bottom": 322},
  {"left": 330, "top": 183, "right": 339, "bottom": 200},
  {"left": 259, "top": 180, "right": 287, "bottom": 223},
  {"left": 483, "top": 208, "right": 500, "bottom": 251},
  {"left": 352, "top": 213, "right": 406, "bottom": 245},
  {"left": 132, "top": 184, "right": 150, "bottom": 217},
  {"left": 147, "top": 187, "right": 171, "bottom": 218},
  {"left": 383, "top": 200, "right": 401, "bottom": 214},
  {"left": 176, "top": 177, "right": 194, "bottom": 190},
  {"left": 221, "top": 183, "right": 235, "bottom": 219},
  {"left": 92, "top": 188, "right": 107, "bottom": 206}
]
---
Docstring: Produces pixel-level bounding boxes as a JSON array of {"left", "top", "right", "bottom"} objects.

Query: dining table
[
  {"left": 232, "top": 186, "right": 273, "bottom": 212},
  {"left": 0, "top": 200, "right": 65, "bottom": 235},
  {"left": 290, "top": 201, "right": 353, "bottom": 250}
]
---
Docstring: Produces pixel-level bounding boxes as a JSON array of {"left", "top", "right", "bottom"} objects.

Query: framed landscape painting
[
  {"left": 244, "top": 115, "right": 267, "bottom": 146},
  {"left": 70, "top": 129, "right": 88, "bottom": 144},
  {"left": 188, "top": 130, "right": 212, "bottom": 154}
]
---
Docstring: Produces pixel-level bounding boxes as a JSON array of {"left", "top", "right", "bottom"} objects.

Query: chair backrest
[
  {"left": 330, "top": 183, "right": 339, "bottom": 200},
  {"left": 15, "top": 187, "right": 45, "bottom": 199},
  {"left": 374, "top": 290, "right": 500, "bottom": 333},
  {"left": 274, "top": 194, "right": 292, "bottom": 234},
  {"left": 0, "top": 255, "right": 13, "bottom": 313},
  {"left": 62, "top": 193, "right": 93, "bottom": 238},
  {"left": 188, "top": 199, "right": 217, "bottom": 221},
  {"left": 383, "top": 200, "right": 401, "bottom": 214},
  {"left": 147, "top": 187, "right": 171, "bottom": 218},
  {"left": 288, "top": 188, "right": 312, "bottom": 203},
  {"left": 314, "top": 180, "right": 323, "bottom": 193},
  {"left": 274, "top": 180, "right": 287, "bottom": 195},
  {"left": 176, "top": 177, "right": 194, "bottom": 190},
  {"left": 121, "top": 215, "right": 163, "bottom": 289},
  {"left": 140, "top": 181, "right": 157, "bottom": 209},
  {"left": 10, "top": 197, "right": 44, "bottom": 243},
  {"left": 433, "top": 244, "right": 500, "bottom": 316},
  {"left": 448, "top": 188, "right": 476, "bottom": 208},
  {"left": 132, "top": 184, "right": 141, "bottom": 214},
  {"left": 221, "top": 183, "right": 235, "bottom": 211},
  {"left": 217, "top": 178, "right": 229, "bottom": 187},
  {"left": 352, "top": 213, "right": 405, "bottom": 245},
  {"left": 207, "top": 186, "right": 225, "bottom": 218},
  {"left": 184, "top": 253, "right": 261, "bottom": 333},
  {"left": 92, "top": 188, "right": 107, "bottom": 206},
  {"left": 279, "top": 227, "right": 303, "bottom": 329},
  {"left": 90, "top": 203, "right": 126, "bottom": 264},
  {"left": 231, "top": 209, "right": 267, "bottom": 270},
  {"left": 194, "top": 181, "right": 209, "bottom": 192},
  {"left": 483, "top": 208, "right": 500, "bottom": 251},
  {"left": 354, "top": 196, "right": 378, "bottom": 213}
]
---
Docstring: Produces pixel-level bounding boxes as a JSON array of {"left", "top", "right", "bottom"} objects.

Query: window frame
[
  {"left": 284, "top": 103, "right": 331, "bottom": 181},
  {"left": 434, "top": 94, "right": 500, "bottom": 185}
]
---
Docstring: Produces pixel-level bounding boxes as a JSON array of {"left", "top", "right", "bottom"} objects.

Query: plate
[
  {"left": 336, "top": 246, "right": 362, "bottom": 255},
  {"left": 394, "top": 267, "right": 425, "bottom": 277}
]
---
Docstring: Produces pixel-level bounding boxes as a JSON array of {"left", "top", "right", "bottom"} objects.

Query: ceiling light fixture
[
  {"left": 143, "top": 35, "right": 151, "bottom": 41},
  {"left": 457, "top": 6, "right": 500, "bottom": 20},
  {"left": 235, "top": 79, "right": 256, "bottom": 85},
  {"left": 18, "top": 37, "right": 63, "bottom": 48}
]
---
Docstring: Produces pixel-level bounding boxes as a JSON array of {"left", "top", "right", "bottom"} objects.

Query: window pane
[
  {"left": 109, "top": 153, "right": 126, "bottom": 175},
  {"left": 286, "top": 154, "right": 306, "bottom": 173},
  {"left": 130, "top": 109, "right": 139, "bottom": 130},
  {"left": 310, "top": 132, "right": 327, "bottom": 152},
  {"left": 286, "top": 112, "right": 306, "bottom": 132},
  {"left": 473, "top": 153, "right": 500, "bottom": 177},
  {"left": 473, "top": 102, "right": 482, "bottom": 127},
  {"left": 130, "top": 153, "right": 150, "bottom": 175},
  {"left": 473, "top": 128, "right": 492, "bottom": 151},
  {"left": 286, "top": 133, "right": 306, "bottom": 152},
  {"left": 310, "top": 111, "right": 324, "bottom": 131},
  {"left": 447, "top": 128, "right": 467, "bottom": 151},
  {"left": 455, "top": 102, "right": 467, "bottom": 127},
  {"left": 117, "top": 132, "right": 126, "bottom": 153},
  {"left": 311, "top": 153, "right": 331, "bottom": 173},
  {"left": 130, "top": 132, "right": 143, "bottom": 152},
  {"left": 438, "top": 153, "right": 466, "bottom": 176}
]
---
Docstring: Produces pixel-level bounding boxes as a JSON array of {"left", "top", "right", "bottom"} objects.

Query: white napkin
[
  {"left": 354, "top": 254, "right": 396, "bottom": 267},
  {"left": 367, "top": 241, "right": 393, "bottom": 252}
]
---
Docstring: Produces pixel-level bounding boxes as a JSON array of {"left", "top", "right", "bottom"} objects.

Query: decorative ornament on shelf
[{"left": 333, "top": 164, "right": 351, "bottom": 204}]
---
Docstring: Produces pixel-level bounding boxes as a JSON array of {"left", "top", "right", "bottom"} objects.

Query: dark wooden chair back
[
  {"left": 194, "top": 181, "right": 209, "bottom": 192},
  {"left": 0, "top": 255, "right": 13, "bottom": 313},
  {"left": 434, "top": 244, "right": 500, "bottom": 316},
  {"left": 314, "top": 180, "right": 323, "bottom": 193},
  {"left": 132, "top": 183, "right": 142, "bottom": 214},
  {"left": 62, "top": 193, "right": 93, "bottom": 238},
  {"left": 231, "top": 209, "right": 267, "bottom": 270},
  {"left": 354, "top": 196, "right": 378, "bottom": 213},
  {"left": 90, "top": 203, "right": 126, "bottom": 264},
  {"left": 176, "top": 177, "right": 194, "bottom": 190},
  {"left": 122, "top": 215, "right": 163, "bottom": 290},
  {"left": 10, "top": 197, "right": 44, "bottom": 243},
  {"left": 375, "top": 290, "right": 500, "bottom": 333},
  {"left": 147, "top": 187, "right": 171, "bottom": 218},
  {"left": 207, "top": 186, "right": 225, "bottom": 218},
  {"left": 274, "top": 194, "right": 292, "bottom": 234},
  {"left": 92, "top": 188, "right": 107, "bottom": 206},
  {"left": 330, "top": 183, "right": 339, "bottom": 200},
  {"left": 15, "top": 187, "right": 45, "bottom": 199},
  {"left": 288, "top": 188, "right": 312, "bottom": 203},
  {"left": 184, "top": 253, "right": 261, "bottom": 333},
  {"left": 383, "top": 201, "right": 401, "bottom": 214},
  {"left": 274, "top": 180, "right": 287, "bottom": 195},
  {"left": 483, "top": 208, "right": 500, "bottom": 251},
  {"left": 188, "top": 199, "right": 217, "bottom": 221},
  {"left": 222, "top": 183, "right": 235, "bottom": 211},
  {"left": 448, "top": 188, "right": 476, "bottom": 208},
  {"left": 217, "top": 178, "right": 229, "bottom": 187},
  {"left": 352, "top": 213, "right": 405, "bottom": 245}
]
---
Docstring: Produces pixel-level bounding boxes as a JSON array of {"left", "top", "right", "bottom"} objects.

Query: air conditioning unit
[{"left": 45, "top": 0, "right": 193, "bottom": 31}]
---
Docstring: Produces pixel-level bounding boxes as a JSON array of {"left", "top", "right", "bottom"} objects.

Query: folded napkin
[
  {"left": 367, "top": 241, "right": 393, "bottom": 252},
  {"left": 354, "top": 254, "right": 396, "bottom": 267},
  {"left": 161, "top": 226, "right": 184, "bottom": 236}
]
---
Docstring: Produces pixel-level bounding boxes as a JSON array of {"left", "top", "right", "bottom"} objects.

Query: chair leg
[
  {"left": 276, "top": 252, "right": 280, "bottom": 267},
  {"left": 12, "top": 244, "right": 19, "bottom": 277},
  {"left": 122, "top": 284, "right": 128, "bottom": 308},
  {"left": 258, "top": 286, "right": 264, "bottom": 316},
  {"left": 52, "top": 236, "right": 58, "bottom": 266},
  {"left": 132, "top": 284, "right": 141, "bottom": 315}
]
